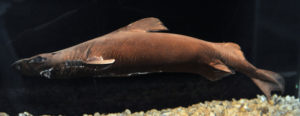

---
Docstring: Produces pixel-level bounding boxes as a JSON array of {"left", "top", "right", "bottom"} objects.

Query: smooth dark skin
[{"left": 12, "top": 17, "right": 284, "bottom": 99}]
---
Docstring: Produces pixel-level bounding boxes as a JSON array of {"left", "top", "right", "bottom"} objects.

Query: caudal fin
[{"left": 250, "top": 69, "right": 285, "bottom": 99}]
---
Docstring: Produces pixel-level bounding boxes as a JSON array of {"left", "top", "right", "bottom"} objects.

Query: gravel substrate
[
  {"left": 94, "top": 95, "right": 300, "bottom": 116},
  {"left": 8, "top": 95, "right": 300, "bottom": 116}
]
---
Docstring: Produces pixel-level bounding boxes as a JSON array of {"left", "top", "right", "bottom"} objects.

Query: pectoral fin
[
  {"left": 63, "top": 56, "right": 115, "bottom": 70},
  {"left": 85, "top": 56, "right": 115, "bottom": 65}
]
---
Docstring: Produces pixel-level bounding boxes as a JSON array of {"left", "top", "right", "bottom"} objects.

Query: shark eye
[{"left": 28, "top": 56, "right": 47, "bottom": 63}]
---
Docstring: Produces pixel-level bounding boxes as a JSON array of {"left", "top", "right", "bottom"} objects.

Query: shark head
[{"left": 11, "top": 52, "right": 59, "bottom": 78}]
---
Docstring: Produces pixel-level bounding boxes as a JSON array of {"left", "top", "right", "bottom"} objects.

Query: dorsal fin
[
  {"left": 117, "top": 17, "right": 168, "bottom": 32},
  {"left": 216, "top": 42, "right": 241, "bottom": 50},
  {"left": 224, "top": 42, "right": 241, "bottom": 50}
]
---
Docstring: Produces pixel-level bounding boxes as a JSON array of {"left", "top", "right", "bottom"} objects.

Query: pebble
[
  {"left": 0, "top": 112, "right": 9, "bottom": 116},
  {"left": 18, "top": 112, "right": 33, "bottom": 116},
  {"left": 123, "top": 109, "right": 131, "bottom": 115},
  {"left": 94, "top": 112, "right": 101, "bottom": 116}
]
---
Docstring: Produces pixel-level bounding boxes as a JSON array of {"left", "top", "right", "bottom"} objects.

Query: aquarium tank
[{"left": 0, "top": 0, "right": 299, "bottom": 115}]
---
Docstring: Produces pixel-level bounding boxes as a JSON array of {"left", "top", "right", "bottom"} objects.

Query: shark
[{"left": 12, "top": 17, "right": 284, "bottom": 99}]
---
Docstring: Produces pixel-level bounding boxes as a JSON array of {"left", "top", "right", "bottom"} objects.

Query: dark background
[{"left": 0, "top": 0, "right": 299, "bottom": 115}]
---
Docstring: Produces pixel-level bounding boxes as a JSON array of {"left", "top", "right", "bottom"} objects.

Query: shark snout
[
  {"left": 11, "top": 59, "right": 37, "bottom": 77},
  {"left": 11, "top": 60, "right": 23, "bottom": 71},
  {"left": 11, "top": 58, "right": 52, "bottom": 77},
  {"left": 11, "top": 59, "right": 34, "bottom": 75}
]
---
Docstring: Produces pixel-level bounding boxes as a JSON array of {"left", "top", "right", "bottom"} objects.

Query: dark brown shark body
[{"left": 12, "top": 17, "right": 284, "bottom": 99}]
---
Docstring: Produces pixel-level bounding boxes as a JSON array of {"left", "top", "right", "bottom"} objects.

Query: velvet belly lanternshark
[{"left": 12, "top": 17, "right": 284, "bottom": 100}]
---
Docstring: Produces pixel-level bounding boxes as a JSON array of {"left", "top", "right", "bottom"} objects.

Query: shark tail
[{"left": 249, "top": 68, "right": 285, "bottom": 99}]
